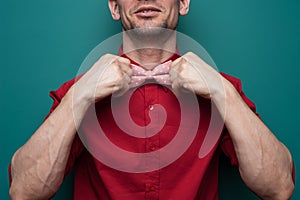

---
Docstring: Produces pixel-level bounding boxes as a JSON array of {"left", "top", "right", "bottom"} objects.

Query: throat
[
  {"left": 122, "top": 27, "right": 177, "bottom": 69},
  {"left": 126, "top": 49, "right": 174, "bottom": 69}
]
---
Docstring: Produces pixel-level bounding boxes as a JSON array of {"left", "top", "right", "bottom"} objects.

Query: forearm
[
  {"left": 169, "top": 52, "right": 294, "bottom": 198},
  {"left": 9, "top": 88, "right": 89, "bottom": 200},
  {"left": 214, "top": 80, "right": 294, "bottom": 199}
]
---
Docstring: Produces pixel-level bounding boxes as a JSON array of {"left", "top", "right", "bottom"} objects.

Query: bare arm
[
  {"left": 9, "top": 54, "right": 132, "bottom": 200},
  {"left": 170, "top": 52, "right": 294, "bottom": 199},
  {"left": 9, "top": 89, "right": 86, "bottom": 200},
  {"left": 216, "top": 80, "right": 294, "bottom": 199}
]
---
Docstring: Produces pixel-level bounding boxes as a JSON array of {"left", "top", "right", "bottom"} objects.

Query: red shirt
[{"left": 45, "top": 54, "right": 258, "bottom": 200}]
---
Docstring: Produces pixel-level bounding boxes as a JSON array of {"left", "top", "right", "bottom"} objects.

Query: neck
[{"left": 122, "top": 28, "right": 177, "bottom": 69}]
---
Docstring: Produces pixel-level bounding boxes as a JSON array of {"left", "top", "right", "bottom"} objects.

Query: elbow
[
  {"left": 260, "top": 178, "right": 295, "bottom": 200},
  {"left": 276, "top": 182, "right": 295, "bottom": 200},
  {"left": 9, "top": 186, "right": 17, "bottom": 200},
  {"left": 9, "top": 156, "right": 22, "bottom": 200},
  {"left": 9, "top": 187, "right": 25, "bottom": 200},
  {"left": 9, "top": 180, "right": 56, "bottom": 200},
  {"left": 272, "top": 167, "right": 295, "bottom": 200},
  {"left": 9, "top": 158, "right": 58, "bottom": 200},
  {"left": 268, "top": 187, "right": 294, "bottom": 200},
  {"left": 9, "top": 154, "right": 29, "bottom": 200},
  {"left": 9, "top": 183, "right": 28, "bottom": 200},
  {"left": 9, "top": 175, "right": 59, "bottom": 200},
  {"left": 9, "top": 176, "right": 34, "bottom": 200}
]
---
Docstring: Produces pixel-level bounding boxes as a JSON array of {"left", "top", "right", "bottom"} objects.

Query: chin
[
  {"left": 125, "top": 26, "right": 175, "bottom": 50},
  {"left": 136, "top": 26, "right": 164, "bottom": 33},
  {"left": 134, "top": 21, "right": 170, "bottom": 31},
  {"left": 128, "top": 26, "right": 170, "bottom": 38}
]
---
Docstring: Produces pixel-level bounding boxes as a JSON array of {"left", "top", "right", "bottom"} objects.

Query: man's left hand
[{"left": 170, "top": 52, "right": 226, "bottom": 100}]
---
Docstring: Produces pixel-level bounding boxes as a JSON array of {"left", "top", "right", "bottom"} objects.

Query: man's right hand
[
  {"left": 71, "top": 54, "right": 132, "bottom": 104},
  {"left": 9, "top": 54, "right": 132, "bottom": 200}
]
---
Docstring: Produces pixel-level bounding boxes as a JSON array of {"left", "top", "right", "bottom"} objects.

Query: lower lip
[{"left": 135, "top": 10, "right": 160, "bottom": 18}]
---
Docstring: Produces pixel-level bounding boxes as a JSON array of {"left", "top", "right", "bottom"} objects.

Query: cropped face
[{"left": 108, "top": 0, "right": 190, "bottom": 31}]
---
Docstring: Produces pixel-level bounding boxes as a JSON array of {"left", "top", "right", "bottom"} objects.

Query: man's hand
[
  {"left": 170, "top": 52, "right": 225, "bottom": 100},
  {"left": 170, "top": 52, "right": 294, "bottom": 199},
  {"left": 9, "top": 54, "right": 133, "bottom": 199},
  {"left": 72, "top": 54, "right": 132, "bottom": 104}
]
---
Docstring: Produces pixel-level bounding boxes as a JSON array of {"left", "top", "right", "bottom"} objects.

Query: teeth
[{"left": 142, "top": 10, "right": 153, "bottom": 13}]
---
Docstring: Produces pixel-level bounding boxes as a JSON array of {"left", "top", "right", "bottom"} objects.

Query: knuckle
[
  {"left": 115, "top": 57, "right": 123, "bottom": 64},
  {"left": 111, "top": 58, "right": 119, "bottom": 65},
  {"left": 183, "top": 52, "right": 196, "bottom": 62},
  {"left": 103, "top": 53, "right": 115, "bottom": 60},
  {"left": 179, "top": 57, "right": 188, "bottom": 66},
  {"left": 180, "top": 69, "right": 188, "bottom": 77},
  {"left": 117, "top": 56, "right": 130, "bottom": 64},
  {"left": 116, "top": 72, "right": 124, "bottom": 82},
  {"left": 112, "top": 57, "right": 131, "bottom": 70},
  {"left": 178, "top": 56, "right": 186, "bottom": 62},
  {"left": 98, "top": 54, "right": 118, "bottom": 67},
  {"left": 180, "top": 61, "right": 188, "bottom": 68},
  {"left": 111, "top": 64, "right": 118, "bottom": 72},
  {"left": 185, "top": 51, "right": 195, "bottom": 57},
  {"left": 127, "top": 69, "right": 133, "bottom": 76}
]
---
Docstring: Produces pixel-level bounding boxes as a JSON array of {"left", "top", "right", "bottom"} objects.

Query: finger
[
  {"left": 113, "top": 75, "right": 131, "bottom": 97},
  {"left": 123, "top": 73, "right": 131, "bottom": 84},
  {"left": 170, "top": 56, "right": 184, "bottom": 68},
  {"left": 169, "top": 56, "right": 188, "bottom": 80},
  {"left": 171, "top": 77, "right": 181, "bottom": 91},
  {"left": 169, "top": 63, "right": 184, "bottom": 83},
  {"left": 169, "top": 68, "right": 177, "bottom": 82},
  {"left": 117, "top": 72, "right": 131, "bottom": 89},
  {"left": 115, "top": 57, "right": 132, "bottom": 76},
  {"left": 120, "top": 63, "right": 133, "bottom": 77},
  {"left": 113, "top": 85, "right": 129, "bottom": 97},
  {"left": 171, "top": 79, "right": 183, "bottom": 97},
  {"left": 181, "top": 82, "right": 194, "bottom": 93}
]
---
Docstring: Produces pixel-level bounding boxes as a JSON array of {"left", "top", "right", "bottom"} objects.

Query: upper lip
[{"left": 134, "top": 6, "right": 161, "bottom": 13}]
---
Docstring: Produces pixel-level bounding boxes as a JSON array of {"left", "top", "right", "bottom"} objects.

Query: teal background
[{"left": 1, "top": 0, "right": 299, "bottom": 199}]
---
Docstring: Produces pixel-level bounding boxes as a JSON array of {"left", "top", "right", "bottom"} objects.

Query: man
[{"left": 9, "top": 0, "right": 294, "bottom": 199}]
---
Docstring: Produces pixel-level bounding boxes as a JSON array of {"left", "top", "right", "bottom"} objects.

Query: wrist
[
  {"left": 210, "top": 78, "right": 238, "bottom": 118},
  {"left": 63, "top": 87, "right": 91, "bottom": 119}
]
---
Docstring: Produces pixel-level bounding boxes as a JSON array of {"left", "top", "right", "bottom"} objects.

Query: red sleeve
[
  {"left": 8, "top": 164, "right": 12, "bottom": 186},
  {"left": 8, "top": 76, "right": 84, "bottom": 186},
  {"left": 219, "top": 73, "right": 258, "bottom": 167},
  {"left": 292, "top": 161, "right": 296, "bottom": 184}
]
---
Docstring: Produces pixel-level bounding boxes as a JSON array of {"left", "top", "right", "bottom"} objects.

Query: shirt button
[
  {"left": 150, "top": 145, "right": 156, "bottom": 151},
  {"left": 149, "top": 105, "right": 154, "bottom": 111}
]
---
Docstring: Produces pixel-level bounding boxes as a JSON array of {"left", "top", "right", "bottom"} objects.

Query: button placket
[
  {"left": 150, "top": 144, "right": 157, "bottom": 151},
  {"left": 144, "top": 84, "right": 160, "bottom": 200}
]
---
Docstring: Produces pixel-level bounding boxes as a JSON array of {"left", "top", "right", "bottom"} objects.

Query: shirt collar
[{"left": 118, "top": 45, "right": 180, "bottom": 66}]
